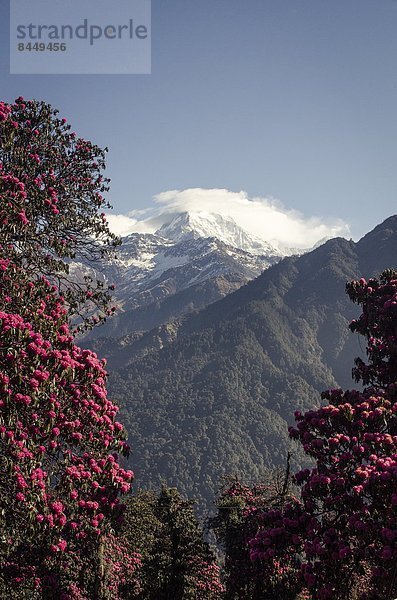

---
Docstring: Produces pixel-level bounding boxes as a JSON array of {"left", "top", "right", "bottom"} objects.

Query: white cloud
[
  {"left": 105, "top": 214, "right": 139, "bottom": 237},
  {"left": 106, "top": 188, "right": 350, "bottom": 248}
]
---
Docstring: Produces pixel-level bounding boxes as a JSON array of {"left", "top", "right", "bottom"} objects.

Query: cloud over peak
[{"left": 106, "top": 188, "right": 350, "bottom": 248}]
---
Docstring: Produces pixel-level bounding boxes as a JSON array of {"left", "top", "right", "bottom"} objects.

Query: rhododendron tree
[
  {"left": 99, "top": 534, "right": 142, "bottom": 599},
  {"left": 210, "top": 472, "right": 305, "bottom": 600},
  {"left": 0, "top": 96, "right": 119, "bottom": 330},
  {"left": 0, "top": 263, "right": 135, "bottom": 597},
  {"left": 0, "top": 99, "right": 138, "bottom": 597},
  {"left": 250, "top": 270, "right": 397, "bottom": 600}
]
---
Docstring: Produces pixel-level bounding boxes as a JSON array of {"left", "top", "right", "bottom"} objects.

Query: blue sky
[{"left": 1, "top": 0, "right": 397, "bottom": 242}]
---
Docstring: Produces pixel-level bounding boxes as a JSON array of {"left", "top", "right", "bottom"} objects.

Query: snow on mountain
[
  {"left": 76, "top": 210, "right": 297, "bottom": 338},
  {"left": 76, "top": 212, "right": 281, "bottom": 298},
  {"left": 102, "top": 231, "right": 276, "bottom": 308},
  {"left": 156, "top": 211, "right": 279, "bottom": 256}
]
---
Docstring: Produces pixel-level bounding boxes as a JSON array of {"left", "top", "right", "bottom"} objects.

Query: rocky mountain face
[
  {"left": 95, "top": 215, "right": 397, "bottom": 511},
  {"left": 78, "top": 211, "right": 286, "bottom": 339}
]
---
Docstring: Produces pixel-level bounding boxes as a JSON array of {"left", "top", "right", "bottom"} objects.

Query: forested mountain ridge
[{"left": 107, "top": 216, "right": 397, "bottom": 510}]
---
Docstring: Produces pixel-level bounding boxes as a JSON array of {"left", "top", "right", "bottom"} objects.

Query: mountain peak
[
  {"left": 155, "top": 211, "right": 279, "bottom": 256},
  {"left": 355, "top": 215, "right": 397, "bottom": 275}
]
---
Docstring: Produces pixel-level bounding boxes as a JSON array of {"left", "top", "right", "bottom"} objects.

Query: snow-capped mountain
[
  {"left": 76, "top": 211, "right": 319, "bottom": 339},
  {"left": 157, "top": 211, "right": 279, "bottom": 256}
]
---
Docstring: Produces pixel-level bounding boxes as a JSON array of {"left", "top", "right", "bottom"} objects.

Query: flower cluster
[
  {"left": 0, "top": 101, "right": 11, "bottom": 122},
  {"left": 101, "top": 534, "right": 142, "bottom": 599},
  {"left": 187, "top": 556, "right": 225, "bottom": 599}
]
